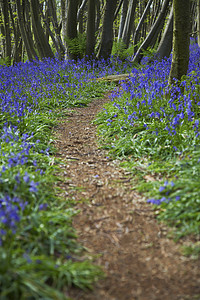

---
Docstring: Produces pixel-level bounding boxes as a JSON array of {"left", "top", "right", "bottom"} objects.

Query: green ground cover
[
  {"left": 0, "top": 41, "right": 200, "bottom": 298},
  {"left": 0, "top": 57, "right": 130, "bottom": 299},
  {"left": 95, "top": 43, "right": 200, "bottom": 255}
]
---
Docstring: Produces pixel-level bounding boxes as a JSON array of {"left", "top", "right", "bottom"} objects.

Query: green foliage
[
  {"left": 141, "top": 46, "right": 157, "bottom": 59},
  {"left": 0, "top": 56, "right": 12, "bottom": 66},
  {"left": 181, "top": 242, "right": 200, "bottom": 260},
  {"left": 65, "top": 33, "right": 87, "bottom": 58},
  {"left": 95, "top": 54, "right": 200, "bottom": 250},
  {"left": 0, "top": 59, "right": 118, "bottom": 298},
  {"left": 0, "top": 247, "right": 102, "bottom": 299},
  {"left": 112, "top": 39, "right": 135, "bottom": 60}
]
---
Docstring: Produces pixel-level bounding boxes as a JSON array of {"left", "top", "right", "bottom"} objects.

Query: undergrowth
[
  {"left": 95, "top": 42, "right": 200, "bottom": 255},
  {"left": 0, "top": 56, "right": 131, "bottom": 299}
]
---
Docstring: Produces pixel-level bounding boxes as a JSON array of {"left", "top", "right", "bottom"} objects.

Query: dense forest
[
  {"left": 0, "top": 1, "right": 197, "bottom": 62},
  {"left": 0, "top": 1, "right": 200, "bottom": 299}
]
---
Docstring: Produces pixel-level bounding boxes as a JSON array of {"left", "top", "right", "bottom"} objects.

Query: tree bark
[
  {"left": 30, "top": 0, "right": 54, "bottom": 59},
  {"left": 197, "top": 0, "right": 200, "bottom": 46},
  {"left": 24, "top": 0, "right": 38, "bottom": 58},
  {"left": 114, "top": 0, "right": 124, "bottom": 20},
  {"left": 132, "top": 0, "right": 171, "bottom": 64},
  {"left": 118, "top": 0, "right": 129, "bottom": 41},
  {"left": 121, "top": 0, "right": 138, "bottom": 48},
  {"left": 39, "top": 3, "right": 61, "bottom": 57},
  {"left": 2, "top": 0, "right": 12, "bottom": 65},
  {"left": 97, "top": 0, "right": 117, "bottom": 59},
  {"left": 86, "top": 0, "right": 96, "bottom": 58},
  {"left": 16, "top": 0, "right": 36, "bottom": 61},
  {"left": 66, "top": 0, "right": 79, "bottom": 59},
  {"left": 133, "top": 0, "right": 153, "bottom": 53},
  {"left": 95, "top": 0, "right": 101, "bottom": 32},
  {"left": 168, "top": 0, "right": 190, "bottom": 84},
  {"left": 48, "top": 0, "right": 65, "bottom": 59},
  {"left": 155, "top": 5, "right": 173, "bottom": 59},
  {"left": 61, "top": 0, "right": 67, "bottom": 46},
  {"left": 8, "top": 2, "right": 22, "bottom": 64}
]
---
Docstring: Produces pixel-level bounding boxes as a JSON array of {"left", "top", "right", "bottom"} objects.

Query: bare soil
[{"left": 54, "top": 94, "right": 200, "bottom": 300}]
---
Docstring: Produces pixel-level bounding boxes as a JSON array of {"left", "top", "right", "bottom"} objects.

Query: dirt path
[{"left": 54, "top": 94, "right": 200, "bottom": 300}]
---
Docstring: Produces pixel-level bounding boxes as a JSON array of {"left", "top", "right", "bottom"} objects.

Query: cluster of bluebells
[
  {"left": 0, "top": 56, "right": 131, "bottom": 131},
  {"left": 0, "top": 195, "right": 27, "bottom": 245},
  {"left": 147, "top": 180, "right": 180, "bottom": 205},
  {"left": 0, "top": 56, "right": 131, "bottom": 244},
  {"left": 106, "top": 42, "right": 200, "bottom": 148},
  {"left": 0, "top": 129, "right": 40, "bottom": 243},
  {"left": 100, "top": 41, "right": 200, "bottom": 207}
]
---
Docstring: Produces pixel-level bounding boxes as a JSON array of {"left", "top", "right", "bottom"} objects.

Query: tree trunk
[
  {"left": 24, "top": 0, "right": 38, "bottom": 58},
  {"left": 168, "top": 0, "right": 190, "bottom": 84},
  {"left": 16, "top": 0, "right": 36, "bottom": 61},
  {"left": 8, "top": 2, "right": 22, "bottom": 64},
  {"left": 61, "top": 0, "right": 67, "bottom": 46},
  {"left": 66, "top": 0, "right": 79, "bottom": 59},
  {"left": 48, "top": 0, "right": 65, "bottom": 59},
  {"left": 132, "top": 0, "right": 171, "bottom": 64},
  {"left": 86, "top": 0, "right": 96, "bottom": 58},
  {"left": 30, "top": 0, "right": 54, "bottom": 59},
  {"left": 0, "top": 6, "right": 5, "bottom": 58},
  {"left": 95, "top": 0, "right": 101, "bottom": 32},
  {"left": 2, "top": 0, "right": 12, "bottom": 65},
  {"left": 155, "top": 6, "right": 173, "bottom": 59},
  {"left": 121, "top": 0, "right": 138, "bottom": 48},
  {"left": 114, "top": 0, "right": 124, "bottom": 20},
  {"left": 197, "top": 0, "right": 200, "bottom": 46},
  {"left": 97, "top": 0, "right": 117, "bottom": 59},
  {"left": 133, "top": 0, "right": 153, "bottom": 53},
  {"left": 39, "top": 3, "right": 61, "bottom": 56},
  {"left": 13, "top": 38, "right": 23, "bottom": 64},
  {"left": 118, "top": 0, "right": 129, "bottom": 41}
]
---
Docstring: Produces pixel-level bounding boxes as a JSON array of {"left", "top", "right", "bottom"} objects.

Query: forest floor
[{"left": 54, "top": 94, "right": 200, "bottom": 300}]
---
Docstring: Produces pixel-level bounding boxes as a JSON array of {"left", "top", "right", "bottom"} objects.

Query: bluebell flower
[
  {"left": 29, "top": 181, "right": 39, "bottom": 193},
  {"left": 39, "top": 203, "right": 48, "bottom": 211},
  {"left": 147, "top": 198, "right": 161, "bottom": 205},
  {"left": 159, "top": 186, "right": 165, "bottom": 192},
  {"left": 23, "top": 172, "right": 30, "bottom": 183}
]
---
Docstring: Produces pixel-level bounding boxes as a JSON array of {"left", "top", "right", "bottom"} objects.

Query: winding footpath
[{"left": 54, "top": 94, "right": 200, "bottom": 300}]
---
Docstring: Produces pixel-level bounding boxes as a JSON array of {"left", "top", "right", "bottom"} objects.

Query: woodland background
[{"left": 0, "top": 0, "right": 198, "bottom": 63}]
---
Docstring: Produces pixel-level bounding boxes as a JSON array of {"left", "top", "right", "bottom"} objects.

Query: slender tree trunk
[
  {"left": 132, "top": 0, "right": 171, "bottom": 64},
  {"left": 95, "top": 0, "right": 101, "bottom": 32},
  {"left": 24, "top": 0, "right": 38, "bottom": 58},
  {"left": 155, "top": 6, "right": 173, "bottom": 59},
  {"left": 61, "top": 0, "right": 67, "bottom": 45},
  {"left": 86, "top": 0, "right": 96, "bottom": 58},
  {"left": 30, "top": 0, "right": 54, "bottom": 59},
  {"left": 2, "top": 0, "right": 12, "bottom": 65},
  {"left": 118, "top": 0, "right": 129, "bottom": 41},
  {"left": 0, "top": 6, "right": 5, "bottom": 58},
  {"left": 16, "top": 0, "right": 35, "bottom": 61},
  {"left": 66, "top": 0, "right": 79, "bottom": 59},
  {"left": 114, "top": 0, "right": 124, "bottom": 20},
  {"left": 133, "top": 0, "right": 153, "bottom": 53},
  {"left": 169, "top": 0, "right": 190, "bottom": 84},
  {"left": 48, "top": 0, "right": 65, "bottom": 59},
  {"left": 8, "top": 2, "right": 22, "bottom": 64},
  {"left": 77, "top": 0, "right": 87, "bottom": 33},
  {"left": 121, "top": 0, "right": 138, "bottom": 48},
  {"left": 77, "top": 0, "right": 87, "bottom": 22},
  {"left": 39, "top": 3, "right": 61, "bottom": 56},
  {"left": 197, "top": 0, "right": 200, "bottom": 46},
  {"left": 97, "top": 0, "right": 117, "bottom": 59}
]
